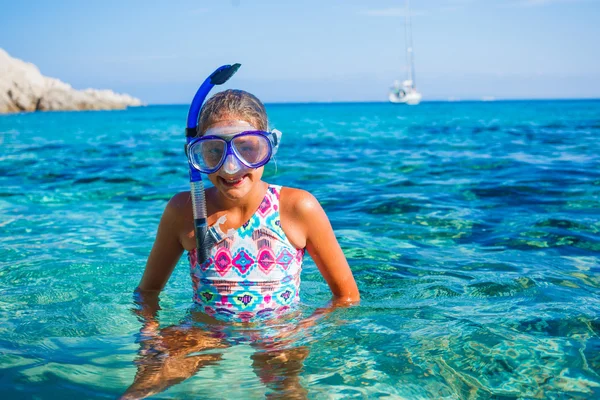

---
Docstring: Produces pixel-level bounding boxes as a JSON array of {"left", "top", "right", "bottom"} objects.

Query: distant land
[{"left": 0, "top": 48, "right": 142, "bottom": 114}]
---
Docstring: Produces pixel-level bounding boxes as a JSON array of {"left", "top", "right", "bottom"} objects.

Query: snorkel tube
[{"left": 186, "top": 63, "right": 241, "bottom": 265}]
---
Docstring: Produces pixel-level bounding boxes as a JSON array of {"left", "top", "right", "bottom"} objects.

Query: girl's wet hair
[{"left": 197, "top": 89, "right": 268, "bottom": 135}]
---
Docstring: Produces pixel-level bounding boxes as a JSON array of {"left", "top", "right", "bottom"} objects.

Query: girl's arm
[
  {"left": 135, "top": 194, "right": 187, "bottom": 330},
  {"left": 138, "top": 194, "right": 187, "bottom": 292},
  {"left": 283, "top": 188, "right": 360, "bottom": 304}
]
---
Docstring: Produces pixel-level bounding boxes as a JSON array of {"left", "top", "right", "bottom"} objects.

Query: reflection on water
[
  {"left": 1, "top": 101, "right": 600, "bottom": 398},
  {"left": 122, "top": 301, "right": 327, "bottom": 399}
]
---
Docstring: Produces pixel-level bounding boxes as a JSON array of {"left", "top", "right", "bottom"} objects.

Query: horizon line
[{"left": 143, "top": 97, "right": 600, "bottom": 107}]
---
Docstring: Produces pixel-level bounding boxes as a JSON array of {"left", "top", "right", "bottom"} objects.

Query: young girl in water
[
  {"left": 137, "top": 89, "right": 359, "bottom": 318},
  {"left": 124, "top": 82, "right": 359, "bottom": 399}
]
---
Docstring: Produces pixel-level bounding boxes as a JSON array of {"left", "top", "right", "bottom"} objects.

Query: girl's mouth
[{"left": 218, "top": 176, "right": 246, "bottom": 187}]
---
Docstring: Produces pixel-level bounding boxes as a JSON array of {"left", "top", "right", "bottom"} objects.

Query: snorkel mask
[
  {"left": 187, "top": 121, "right": 282, "bottom": 175},
  {"left": 185, "top": 64, "right": 281, "bottom": 265}
]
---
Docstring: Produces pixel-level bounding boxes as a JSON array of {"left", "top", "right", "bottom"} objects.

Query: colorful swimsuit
[{"left": 188, "top": 185, "right": 304, "bottom": 322}]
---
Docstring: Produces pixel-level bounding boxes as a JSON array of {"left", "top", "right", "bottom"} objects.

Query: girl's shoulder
[
  {"left": 278, "top": 186, "right": 325, "bottom": 223},
  {"left": 168, "top": 190, "right": 191, "bottom": 206},
  {"left": 164, "top": 191, "right": 194, "bottom": 226},
  {"left": 278, "top": 186, "right": 319, "bottom": 210},
  {"left": 277, "top": 186, "right": 329, "bottom": 250},
  {"left": 166, "top": 188, "right": 216, "bottom": 211},
  {"left": 164, "top": 191, "right": 197, "bottom": 250},
  {"left": 167, "top": 191, "right": 192, "bottom": 213}
]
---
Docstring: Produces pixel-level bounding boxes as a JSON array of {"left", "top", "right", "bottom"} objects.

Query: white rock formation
[{"left": 0, "top": 48, "right": 142, "bottom": 113}]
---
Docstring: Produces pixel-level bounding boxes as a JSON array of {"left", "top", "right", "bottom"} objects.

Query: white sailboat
[{"left": 389, "top": 0, "right": 422, "bottom": 105}]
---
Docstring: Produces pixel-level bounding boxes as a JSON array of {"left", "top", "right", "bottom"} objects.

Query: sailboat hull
[{"left": 389, "top": 91, "right": 422, "bottom": 105}]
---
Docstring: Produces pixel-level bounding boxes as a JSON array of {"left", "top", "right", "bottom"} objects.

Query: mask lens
[
  {"left": 190, "top": 139, "right": 226, "bottom": 172},
  {"left": 232, "top": 134, "right": 270, "bottom": 166}
]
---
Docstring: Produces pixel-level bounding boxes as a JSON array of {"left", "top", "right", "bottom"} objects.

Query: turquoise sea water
[{"left": 1, "top": 100, "right": 600, "bottom": 399}]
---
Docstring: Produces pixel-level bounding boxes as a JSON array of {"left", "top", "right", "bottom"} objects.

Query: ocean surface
[{"left": 1, "top": 100, "right": 599, "bottom": 399}]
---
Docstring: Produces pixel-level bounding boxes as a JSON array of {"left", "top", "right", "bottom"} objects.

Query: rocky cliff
[{"left": 0, "top": 48, "right": 142, "bottom": 113}]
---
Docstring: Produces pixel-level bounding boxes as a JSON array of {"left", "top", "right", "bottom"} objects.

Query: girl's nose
[{"left": 222, "top": 153, "right": 242, "bottom": 175}]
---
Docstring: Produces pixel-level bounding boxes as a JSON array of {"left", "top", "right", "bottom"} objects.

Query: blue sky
[{"left": 1, "top": 0, "right": 598, "bottom": 103}]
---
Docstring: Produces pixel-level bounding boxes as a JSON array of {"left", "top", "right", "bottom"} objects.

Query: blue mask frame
[{"left": 187, "top": 130, "right": 278, "bottom": 174}]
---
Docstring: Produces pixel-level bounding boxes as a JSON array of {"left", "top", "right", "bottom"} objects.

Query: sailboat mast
[
  {"left": 404, "top": 0, "right": 411, "bottom": 84},
  {"left": 405, "top": 0, "right": 416, "bottom": 88},
  {"left": 389, "top": 0, "right": 422, "bottom": 104}
]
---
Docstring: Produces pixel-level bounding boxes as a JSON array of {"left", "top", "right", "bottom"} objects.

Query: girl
[
  {"left": 138, "top": 89, "right": 359, "bottom": 318},
  {"left": 124, "top": 69, "right": 359, "bottom": 398}
]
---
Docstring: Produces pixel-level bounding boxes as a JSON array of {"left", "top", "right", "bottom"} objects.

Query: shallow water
[{"left": 1, "top": 100, "right": 599, "bottom": 399}]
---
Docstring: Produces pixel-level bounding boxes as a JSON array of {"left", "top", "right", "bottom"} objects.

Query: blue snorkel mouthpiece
[
  {"left": 186, "top": 63, "right": 241, "bottom": 265},
  {"left": 210, "top": 63, "right": 241, "bottom": 85}
]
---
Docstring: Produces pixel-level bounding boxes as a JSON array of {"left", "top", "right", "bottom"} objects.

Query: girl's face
[{"left": 204, "top": 120, "right": 265, "bottom": 201}]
